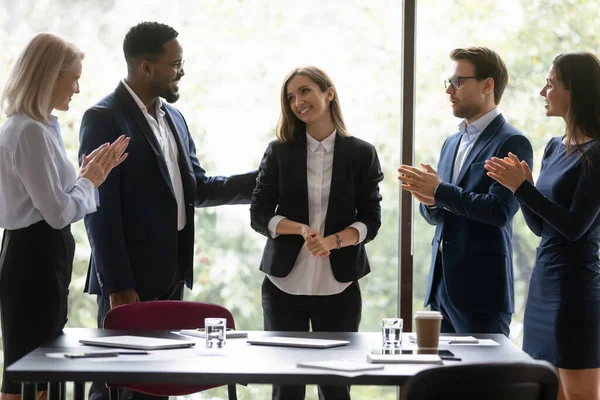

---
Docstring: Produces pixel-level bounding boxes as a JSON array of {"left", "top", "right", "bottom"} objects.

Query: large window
[
  {"left": 0, "top": 1, "right": 401, "bottom": 398},
  {"left": 1, "top": 0, "right": 599, "bottom": 398}
]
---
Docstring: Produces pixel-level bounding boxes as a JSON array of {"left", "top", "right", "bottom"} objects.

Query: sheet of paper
[
  {"left": 297, "top": 359, "right": 384, "bottom": 372},
  {"left": 407, "top": 335, "right": 481, "bottom": 344},
  {"left": 450, "top": 339, "right": 500, "bottom": 346}
]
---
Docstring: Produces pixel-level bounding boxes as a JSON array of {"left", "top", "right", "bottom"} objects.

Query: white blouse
[{"left": 0, "top": 113, "right": 96, "bottom": 230}]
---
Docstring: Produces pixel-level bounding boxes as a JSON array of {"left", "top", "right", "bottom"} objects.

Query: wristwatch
[{"left": 335, "top": 234, "right": 343, "bottom": 249}]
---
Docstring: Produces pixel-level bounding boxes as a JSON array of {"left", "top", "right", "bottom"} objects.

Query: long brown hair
[
  {"left": 276, "top": 66, "right": 349, "bottom": 143},
  {"left": 552, "top": 52, "right": 600, "bottom": 153}
]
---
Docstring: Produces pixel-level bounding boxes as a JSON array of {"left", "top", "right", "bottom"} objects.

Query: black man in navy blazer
[{"left": 79, "top": 22, "right": 257, "bottom": 400}]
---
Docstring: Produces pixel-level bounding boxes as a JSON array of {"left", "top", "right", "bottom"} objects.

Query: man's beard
[
  {"left": 453, "top": 102, "right": 481, "bottom": 120},
  {"left": 162, "top": 89, "right": 180, "bottom": 103},
  {"left": 157, "top": 75, "right": 182, "bottom": 103}
]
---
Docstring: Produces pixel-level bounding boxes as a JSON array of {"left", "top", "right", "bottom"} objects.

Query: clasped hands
[{"left": 301, "top": 225, "right": 335, "bottom": 258}]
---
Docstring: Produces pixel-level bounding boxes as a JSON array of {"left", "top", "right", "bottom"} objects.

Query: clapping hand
[
  {"left": 80, "top": 135, "right": 130, "bottom": 187},
  {"left": 397, "top": 162, "right": 440, "bottom": 206},
  {"left": 484, "top": 152, "right": 533, "bottom": 193}
]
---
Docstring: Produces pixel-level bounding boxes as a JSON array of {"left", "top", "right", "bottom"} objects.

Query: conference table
[{"left": 7, "top": 328, "right": 532, "bottom": 400}]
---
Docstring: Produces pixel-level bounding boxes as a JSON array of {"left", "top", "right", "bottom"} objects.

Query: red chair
[{"left": 103, "top": 300, "right": 237, "bottom": 400}]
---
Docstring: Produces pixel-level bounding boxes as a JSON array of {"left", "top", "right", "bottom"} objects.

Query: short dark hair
[
  {"left": 450, "top": 46, "right": 508, "bottom": 105},
  {"left": 123, "top": 22, "right": 178, "bottom": 63}
]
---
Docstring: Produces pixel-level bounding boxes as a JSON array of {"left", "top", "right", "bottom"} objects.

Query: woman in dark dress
[{"left": 485, "top": 52, "right": 600, "bottom": 400}]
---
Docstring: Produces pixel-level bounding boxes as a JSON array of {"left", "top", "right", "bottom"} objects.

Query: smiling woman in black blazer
[{"left": 251, "top": 66, "right": 384, "bottom": 400}]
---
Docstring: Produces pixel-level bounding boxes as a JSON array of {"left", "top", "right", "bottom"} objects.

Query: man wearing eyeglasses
[
  {"left": 79, "top": 21, "right": 257, "bottom": 400},
  {"left": 398, "top": 47, "right": 533, "bottom": 336}
]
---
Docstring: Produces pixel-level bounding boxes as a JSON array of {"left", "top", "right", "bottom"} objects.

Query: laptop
[
  {"left": 79, "top": 335, "right": 196, "bottom": 350},
  {"left": 246, "top": 336, "right": 350, "bottom": 349}
]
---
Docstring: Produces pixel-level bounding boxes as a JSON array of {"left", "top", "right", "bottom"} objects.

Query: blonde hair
[
  {"left": 276, "top": 66, "right": 349, "bottom": 143},
  {"left": 1, "top": 33, "right": 84, "bottom": 124}
]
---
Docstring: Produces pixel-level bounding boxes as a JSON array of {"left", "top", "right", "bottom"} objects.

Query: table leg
[
  {"left": 227, "top": 384, "right": 238, "bottom": 400},
  {"left": 73, "top": 382, "right": 85, "bottom": 400},
  {"left": 21, "top": 383, "right": 36, "bottom": 400},
  {"left": 48, "top": 382, "right": 60, "bottom": 400}
]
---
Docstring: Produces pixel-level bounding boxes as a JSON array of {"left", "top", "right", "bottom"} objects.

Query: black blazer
[
  {"left": 250, "top": 130, "right": 384, "bottom": 283},
  {"left": 79, "top": 82, "right": 257, "bottom": 300},
  {"left": 420, "top": 114, "right": 533, "bottom": 313}
]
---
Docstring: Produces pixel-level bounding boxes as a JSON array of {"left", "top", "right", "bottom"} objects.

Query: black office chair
[{"left": 401, "top": 361, "right": 559, "bottom": 400}]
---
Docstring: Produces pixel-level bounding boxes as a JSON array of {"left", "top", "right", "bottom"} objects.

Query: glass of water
[
  {"left": 382, "top": 317, "right": 403, "bottom": 347},
  {"left": 204, "top": 318, "right": 226, "bottom": 348}
]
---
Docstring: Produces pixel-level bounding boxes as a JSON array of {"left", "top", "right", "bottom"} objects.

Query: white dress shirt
[
  {"left": 266, "top": 131, "right": 368, "bottom": 296},
  {"left": 0, "top": 113, "right": 96, "bottom": 230},
  {"left": 452, "top": 107, "right": 501, "bottom": 183},
  {"left": 122, "top": 80, "right": 186, "bottom": 230}
]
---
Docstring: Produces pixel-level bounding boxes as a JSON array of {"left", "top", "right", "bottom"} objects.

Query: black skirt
[{"left": 0, "top": 220, "right": 75, "bottom": 394}]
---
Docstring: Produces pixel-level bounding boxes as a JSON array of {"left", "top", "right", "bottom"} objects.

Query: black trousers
[
  {"left": 88, "top": 274, "right": 184, "bottom": 400},
  {"left": 262, "top": 277, "right": 362, "bottom": 400},
  {"left": 0, "top": 221, "right": 75, "bottom": 394}
]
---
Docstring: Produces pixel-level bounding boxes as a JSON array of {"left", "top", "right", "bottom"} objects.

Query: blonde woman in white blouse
[{"left": 0, "top": 33, "right": 128, "bottom": 400}]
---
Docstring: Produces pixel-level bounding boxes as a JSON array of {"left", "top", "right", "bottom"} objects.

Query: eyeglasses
[
  {"left": 148, "top": 59, "right": 185, "bottom": 72},
  {"left": 444, "top": 76, "right": 482, "bottom": 90}
]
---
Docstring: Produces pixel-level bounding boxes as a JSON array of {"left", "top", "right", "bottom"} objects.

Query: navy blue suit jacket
[
  {"left": 79, "top": 82, "right": 257, "bottom": 300},
  {"left": 421, "top": 114, "right": 533, "bottom": 313},
  {"left": 250, "top": 131, "right": 384, "bottom": 282}
]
